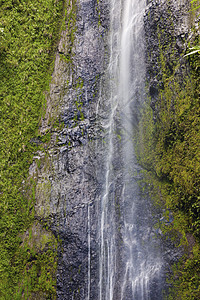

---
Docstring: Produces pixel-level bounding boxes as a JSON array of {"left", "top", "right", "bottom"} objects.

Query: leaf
[{"left": 184, "top": 46, "right": 200, "bottom": 57}]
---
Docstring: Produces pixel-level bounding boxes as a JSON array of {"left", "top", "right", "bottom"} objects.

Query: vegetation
[
  {"left": 135, "top": 4, "right": 200, "bottom": 299},
  {"left": 191, "top": 0, "right": 200, "bottom": 12},
  {"left": 186, "top": 0, "right": 200, "bottom": 56},
  {"left": 0, "top": 0, "right": 67, "bottom": 297},
  {"left": 1, "top": 0, "right": 199, "bottom": 298}
]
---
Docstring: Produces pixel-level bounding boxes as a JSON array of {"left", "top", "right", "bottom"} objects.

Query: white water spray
[{"left": 98, "top": 1, "right": 163, "bottom": 299}]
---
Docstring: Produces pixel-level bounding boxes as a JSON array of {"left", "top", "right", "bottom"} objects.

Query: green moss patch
[
  {"left": 136, "top": 9, "right": 200, "bottom": 299},
  {"left": 0, "top": 0, "right": 67, "bottom": 297}
]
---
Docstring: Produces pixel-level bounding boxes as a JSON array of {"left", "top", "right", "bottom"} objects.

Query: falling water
[
  {"left": 87, "top": 202, "right": 91, "bottom": 300},
  {"left": 98, "top": 0, "right": 164, "bottom": 299}
]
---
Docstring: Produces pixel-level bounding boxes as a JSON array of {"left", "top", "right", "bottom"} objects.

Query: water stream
[{"left": 98, "top": 1, "right": 164, "bottom": 299}]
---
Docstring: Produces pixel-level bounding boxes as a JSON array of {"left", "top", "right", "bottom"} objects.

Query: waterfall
[{"left": 98, "top": 1, "right": 163, "bottom": 299}]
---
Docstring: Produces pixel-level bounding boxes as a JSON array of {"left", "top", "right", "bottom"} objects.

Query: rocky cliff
[
  {"left": 30, "top": 0, "right": 110, "bottom": 299},
  {"left": 18, "top": 0, "right": 200, "bottom": 298},
  {"left": 139, "top": 0, "right": 200, "bottom": 298}
]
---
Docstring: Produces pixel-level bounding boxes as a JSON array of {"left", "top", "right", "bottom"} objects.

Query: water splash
[{"left": 98, "top": 1, "right": 163, "bottom": 299}]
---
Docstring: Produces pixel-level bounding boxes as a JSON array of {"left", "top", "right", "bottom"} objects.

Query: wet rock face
[
  {"left": 54, "top": 1, "right": 110, "bottom": 298},
  {"left": 30, "top": 0, "right": 110, "bottom": 299},
  {"left": 30, "top": 0, "right": 197, "bottom": 298},
  {"left": 144, "top": 0, "right": 195, "bottom": 120},
  {"left": 143, "top": 0, "right": 185, "bottom": 290},
  {"left": 143, "top": 0, "right": 198, "bottom": 293}
]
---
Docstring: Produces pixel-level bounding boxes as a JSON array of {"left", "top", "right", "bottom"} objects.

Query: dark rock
[
  {"left": 144, "top": 0, "right": 194, "bottom": 121},
  {"left": 29, "top": 0, "right": 110, "bottom": 299}
]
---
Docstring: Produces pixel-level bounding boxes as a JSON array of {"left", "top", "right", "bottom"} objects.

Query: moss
[
  {"left": 35, "top": 180, "right": 51, "bottom": 218},
  {"left": 0, "top": 0, "right": 79, "bottom": 297},
  {"left": 136, "top": 6, "right": 200, "bottom": 299},
  {"left": 96, "top": 0, "right": 102, "bottom": 27}
]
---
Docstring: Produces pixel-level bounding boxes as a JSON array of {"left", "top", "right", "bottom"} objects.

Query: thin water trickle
[
  {"left": 87, "top": 203, "right": 91, "bottom": 300},
  {"left": 98, "top": 0, "right": 163, "bottom": 299},
  {"left": 99, "top": 1, "right": 121, "bottom": 299}
]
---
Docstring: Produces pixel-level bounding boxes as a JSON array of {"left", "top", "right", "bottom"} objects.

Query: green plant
[
  {"left": 135, "top": 12, "right": 200, "bottom": 298},
  {"left": 191, "top": 0, "right": 200, "bottom": 11},
  {"left": 185, "top": 0, "right": 200, "bottom": 56},
  {"left": 184, "top": 45, "right": 200, "bottom": 56},
  {"left": 0, "top": 0, "right": 67, "bottom": 297}
]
